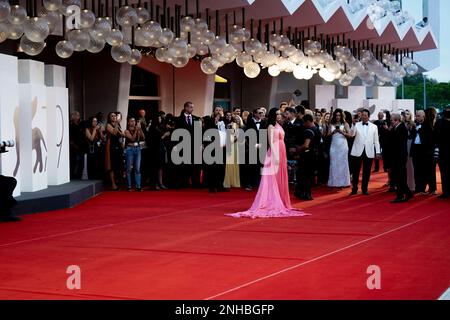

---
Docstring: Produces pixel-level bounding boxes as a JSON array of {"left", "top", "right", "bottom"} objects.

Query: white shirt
[
  {"left": 414, "top": 124, "right": 422, "bottom": 145},
  {"left": 185, "top": 113, "right": 192, "bottom": 125},
  {"left": 362, "top": 121, "right": 369, "bottom": 137}
]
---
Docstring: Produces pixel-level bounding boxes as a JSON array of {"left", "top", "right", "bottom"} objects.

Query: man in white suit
[{"left": 350, "top": 109, "right": 381, "bottom": 195}]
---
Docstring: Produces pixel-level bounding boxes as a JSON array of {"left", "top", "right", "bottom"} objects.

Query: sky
[{"left": 404, "top": 0, "right": 450, "bottom": 82}]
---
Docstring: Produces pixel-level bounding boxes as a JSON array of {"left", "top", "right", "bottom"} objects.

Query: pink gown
[{"left": 227, "top": 123, "right": 309, "bottom": 219}]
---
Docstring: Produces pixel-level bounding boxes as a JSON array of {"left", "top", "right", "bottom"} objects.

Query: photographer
[{"left": 0, "top": 141, "right": 21, "bottom": 222}]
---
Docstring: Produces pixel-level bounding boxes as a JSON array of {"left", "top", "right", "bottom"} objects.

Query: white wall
[
  {"left": 46, "top": 65, "right": 70, "bottom": 186},
  {"left": 18, "top": 60, "right": 49, "bottom": 192},
  {"left": 0, "top": 55, "right": 70, "bottom": 195},
  {"left": 0, "top": 54, "right": 21, "bottom": 196}
]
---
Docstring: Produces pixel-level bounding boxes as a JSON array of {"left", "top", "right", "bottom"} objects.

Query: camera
[{"left": 0, "top": 140, "right": 15, "bottom": 153}]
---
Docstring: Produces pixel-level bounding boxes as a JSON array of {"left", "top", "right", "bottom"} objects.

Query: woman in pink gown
[{"left": 227, "top": 108, "right": 309, "bottom": 219}]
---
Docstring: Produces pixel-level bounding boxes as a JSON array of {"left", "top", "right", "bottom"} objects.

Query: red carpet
[{"left": 0, "top": 172, "right": 448, "bottom": 300}]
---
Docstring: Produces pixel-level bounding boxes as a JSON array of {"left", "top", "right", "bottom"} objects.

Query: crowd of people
[{"left": 69, "top": 102, "right": 450, "bottom": 203}]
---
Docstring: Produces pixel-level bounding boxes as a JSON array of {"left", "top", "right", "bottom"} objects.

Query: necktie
[{"left": 187, "top": 115, "right": 192, "bottom": 126}]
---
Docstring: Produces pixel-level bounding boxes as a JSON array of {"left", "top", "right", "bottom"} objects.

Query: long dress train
[{"left": 226, "top": 123, "right": 309, "bottom": 219}]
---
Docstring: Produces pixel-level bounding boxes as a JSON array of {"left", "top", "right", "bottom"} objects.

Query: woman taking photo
[
  {"left": 124, "top": 117, "right": 146, "bottom": 192},
  {"left": 327, "top": 109, "right": 352, "bottom": 188},
  {"left": 85, "top": 116, "right": 104, "bottom": 180},
  {"left": 105, "top": 112, "right": 124, "bottom": 191}
]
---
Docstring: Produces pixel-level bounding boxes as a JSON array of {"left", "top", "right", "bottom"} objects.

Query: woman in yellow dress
[{"left": 223, "top": 112, "right": 242, "bottom": 188}]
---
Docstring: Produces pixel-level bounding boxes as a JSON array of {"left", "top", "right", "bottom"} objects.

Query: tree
[{"left": 397, "top": 74, "right": 450, "bottom": 110}]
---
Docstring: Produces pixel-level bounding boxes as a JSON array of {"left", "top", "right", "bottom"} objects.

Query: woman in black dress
[{"left": 105, "top": 112, "right": 124, "bottom": 190}]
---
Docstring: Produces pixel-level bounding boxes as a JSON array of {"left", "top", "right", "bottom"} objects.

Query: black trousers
[
  {"left": 205, "top": 163, "right": 225, "bottom": 191},
  {"left": 70, "top": 151, "right": 85, "bottom": 180},
  {"left": 87, "top": 150, "right": 103, "bottom": 180},
  {"left": 243, "top": 163, "right": 262, "bottom": 188},
  {"left": 177, "top": 164, "right": 201, "bottom": 188},
  {"left": 391, "top": 160, "right": 411, "bottom": 199},
  {"left": 374, "top": 158, "right": 380, "bottom": 172},
  {"left": 0, "top": 175, "right": 17, "bottom": 217},
  {"left": 412, "top": 145, "right": 433, "bottom": 193},
  {"left": 351, "top": 150, "right": 373, "bottom": 193},
  {"left": 429, "top": 160, "right": 437, "bottom": 193},
  {"left": 439, "top": 157, "right": 450, "bottom": 196},
  {"left": 296, "top": 154, "right": 315, "bottom": 197}
]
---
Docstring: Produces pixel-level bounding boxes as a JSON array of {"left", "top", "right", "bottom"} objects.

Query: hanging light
[
  {"left": 67, "top": 29, "right": 90, "bottom": 51},
  {"left": 180, "top": 16, "right": 195, "bottom": 32},
  {"left": 172, "top": 56, "right": 189, "bottom": 68},
  {"left": 87, "top": 36, "right": 105, "bottom": 53},
  {"left": 43, "top": 0, "right": 62, "bottom": 12},
  {"left": 155, "top": 47, "right": 168, "bottom": 62},
  {"left": 55, "top": 39, "right": 74, "bottom": 58},
  {"left": 19, "top": 36, "right": 46, "bottom": 56},
  {"left": 0, "top": 22, "right": 8, "bottom": 43},
  {"left": 159, "top": 28, "right": 174, "bottom": 45},
  {"left": 7, "top": 22, "right": 24, "bottom": 40},
  {"left": 8, "top": 5, "right": 27, "bottom": 25},
  {"left": 136, "top": 7, "right": 150, "bottom": 25},
  {"left": 168, "top": 38, "right": 188, "bottom": 58},
  {"left": 236, "top": 51, "right": 252, "bottom": 67},
  {"left": 406, "top": 63, "right": 419, "bottom": 75},
  {"left": 243, "top": 61, "right": 260, "bottom": 78},
  {"left": 111, "top": 43, "right": 132, "bottom": 63},
  {"left": 0, "top": 1, "right": 11, "bottom": 22},
  {"left": 116, "top": 6, "right": 138, "bottom": 27},
  {"left": 79, "top": 9, "right": 96, "bottom": 29},
  {"left": 128, "top": 48, "right": 142, "bottom": 65},
  {"left": 106, "top": 28, "right": 124, "bottom": 46},
  {"left": 268, "top": 64, "right": 281, "bottom": 77},
  {"left": 201, "top": 57, "right": 218, "bottom": 75},
  {"left": 293, "top": 65, "right": 305, "bottom": 79},
  {"left": 90, "top": 17, "right": 111, "bottom": 41},
  {"left": 142, "top": 20, "right": 162, "bottom": 42},
  {"left": 23, "top": 17, "right": 50, "bottom": 43}
]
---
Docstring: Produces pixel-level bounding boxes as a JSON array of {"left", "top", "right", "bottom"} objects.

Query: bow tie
[
  {"left": 255, "top": 121, "right": 261, "bottom": 124},
  {"left": 362, "top": 123, "right": 369, "bottom": 126}
]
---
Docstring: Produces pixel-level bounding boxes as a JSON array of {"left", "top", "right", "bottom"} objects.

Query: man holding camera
[{"left": 0, "top": 141, "right": 21, "bottom": 222}]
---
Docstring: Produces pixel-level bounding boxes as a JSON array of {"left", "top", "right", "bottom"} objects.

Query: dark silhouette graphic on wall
[
  {"left": 13, "top": 106, "right": 20, "bottom": 177},
  {"left": 31, "top": 97, "right": 48, "bottom": 174},
  {"left": 56, "top": 105, "right": 64, "bottom": 168}
]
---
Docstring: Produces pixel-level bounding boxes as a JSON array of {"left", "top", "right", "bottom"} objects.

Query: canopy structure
[{"left": 149, "top": 0, "right": 438, "bottom": 55}]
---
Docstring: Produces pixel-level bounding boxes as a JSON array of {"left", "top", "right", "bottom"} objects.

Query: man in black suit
[
  {"left": 243, "top": 107, "right": 268, "bottom": 191},
  {"left": 389, "top": 114, "right": 413, "bottom": 203},
  {"left": 283, "top": 107, "right": 303, "bottom": 184},
  {"left": 293, "top": 114, "right": 321, "bottom": 201},
  {"left": 410, "top": 110, "right": 434, "bottom": 194},
  {"left": 174, "top": 101, "right": 202, "bottom": 189},
  {"left": 283, "top": 107, "right": 303, "bottom": 152},
  {"left": 203, "top": 106, "right": 227, "bottom": 193},
  {"left": 373, "top": 111, "right": 387, "bottom": 173}
]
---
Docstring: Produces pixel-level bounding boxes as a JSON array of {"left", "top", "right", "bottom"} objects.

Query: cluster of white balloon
[
  {"left": 233, "top": 35, "right": 419, "bottom": 87},
  {"left": 0, "top": 0, "right": 420, "bottom": 86}
]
